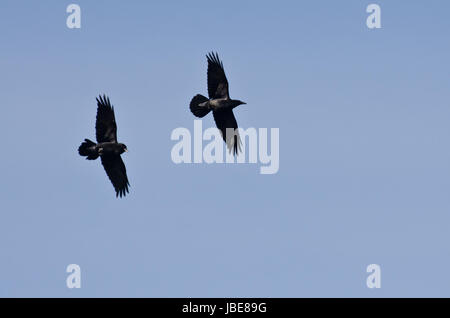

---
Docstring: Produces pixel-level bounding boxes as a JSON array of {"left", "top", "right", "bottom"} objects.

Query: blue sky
[{"left": 0, "top": 0, "right": 450, "bottom": 297}]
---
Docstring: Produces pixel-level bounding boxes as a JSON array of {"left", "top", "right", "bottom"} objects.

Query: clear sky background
[{"left": 0, "top": 0, "right": 449, "bottom": 297}]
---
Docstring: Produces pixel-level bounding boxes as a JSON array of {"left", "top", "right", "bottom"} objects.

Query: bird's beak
[
  {"left": 242, "top": 102, "right": 247, "bottom": 105},
  {"left": 125, "top": 149, "right": 128, "bottom": 152}
]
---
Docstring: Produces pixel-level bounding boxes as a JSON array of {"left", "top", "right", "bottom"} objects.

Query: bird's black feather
[
  {"left": 207, "top": 52, "right": 229, "bottom": 100},
  {"left": 95, "top": 95, "right": 117, "bottom": 143},
  {"left": 78, "top": 138, "right": 98, "bottom": 160},
  {"left": 101, "top": 155, "right": 130, "bottom": 198},
  {"left": 213, "top": 110, "right": 242, "bottom": 156},
  {"left": 189, "top": 94, "right": 210, "bottom": 118}
]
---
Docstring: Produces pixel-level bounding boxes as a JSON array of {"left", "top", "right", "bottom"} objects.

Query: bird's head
[
  {"left": 119, "top": 143, "right": 128, "bottom": 154},
  {"left": 233, "top": 100, "right": 247, "bottom": 108}
]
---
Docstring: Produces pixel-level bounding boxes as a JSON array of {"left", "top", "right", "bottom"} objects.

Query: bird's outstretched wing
[
  {"left": 95, "top": 95, "right": 117, "bottom": 143},
  {"left": 213, "top": 109, "right": 242, "bottom": 156},
  {"left": 207, "top": 52, "right": 229, "bottom": 99},
  {"left": 101, "top": 155, "right": 130, "bottom": 198}
]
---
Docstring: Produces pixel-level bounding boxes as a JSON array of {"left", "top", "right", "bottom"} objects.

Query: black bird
[
  {"left": 190, "top": 52, "right": 246, "bottom": 155},
  {"left": 78, "top": 95, "right": 130, "bottom": 198}
]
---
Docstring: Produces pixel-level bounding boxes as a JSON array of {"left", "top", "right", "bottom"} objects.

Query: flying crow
[
  {"left": 78, "top": 95, "right": 130, "bottom": 198},
  {"left": 190, "top": 52, "right": 246, "bottom": 155}
]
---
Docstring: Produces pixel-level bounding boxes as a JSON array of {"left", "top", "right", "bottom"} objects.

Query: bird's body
[
  {"left": 189, "top": 52, "right": 246, "bottom": 155},
  {"left": 96, "top": 142, "right": 127, "bottom": 156},
  {"left": 206, "top": 98, "right": 243, "bottom": 111},
  {"left": 78, "top": 95, "right": 130, "bottom": 198}
]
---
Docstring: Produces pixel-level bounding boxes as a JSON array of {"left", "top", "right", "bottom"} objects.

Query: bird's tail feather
[
  {"left": 78, "top": 139, "right": 98, "bottom": 160},
  {"left": 190, "top": 94, "right": 210, "bottom": 118}
]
